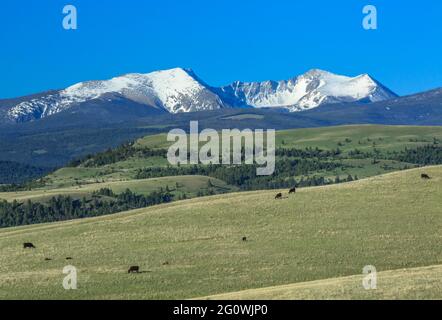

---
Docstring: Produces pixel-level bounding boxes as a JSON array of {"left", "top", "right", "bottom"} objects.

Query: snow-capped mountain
[
  {"left": 220, "top": 69, "right": 398, "bottom": 111},
  {"left": 2, "top": 68, "right": 397, "bottom": 123},
  {"left": 6, "top": 68, "right": 228, "bottom": 122}
]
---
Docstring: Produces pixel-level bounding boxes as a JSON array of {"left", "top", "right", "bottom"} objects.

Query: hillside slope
[
  {"left": 0, "top": 166, "right": 441, "bottom": 299},
  {"left": 198, "top": 264, "right": 442, "bottom": 300}
]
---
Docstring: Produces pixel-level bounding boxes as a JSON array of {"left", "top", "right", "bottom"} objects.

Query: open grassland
[
  {"left": 0, "top": 166, "right": 440, "bottom": 299},
  {"left": 0, "top": 176, "right": 236, "bottom": 203}
]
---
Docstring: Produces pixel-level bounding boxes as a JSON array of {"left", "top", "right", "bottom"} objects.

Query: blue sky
[{"left": 1, "top": 0, "right": 441, "bottom": 98}]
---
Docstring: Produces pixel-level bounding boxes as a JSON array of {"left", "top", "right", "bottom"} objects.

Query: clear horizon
[{"left": 1, "top": 0, "right": 442, "bottom": 99}]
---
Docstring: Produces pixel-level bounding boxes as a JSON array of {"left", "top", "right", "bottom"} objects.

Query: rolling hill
[
  {"left": 1, "top": 124, "right": 440, "bottom": 230},
  {"left": 0, "top": 166, "right": 441, "bottom": 299},
  {"left": 38, "top": 124, "right": 442, "bottom": 190}
]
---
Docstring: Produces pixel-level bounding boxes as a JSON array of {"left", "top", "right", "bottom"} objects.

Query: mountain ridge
[{"left": 0, "top": 68, "right": 397, "bottom": 123}]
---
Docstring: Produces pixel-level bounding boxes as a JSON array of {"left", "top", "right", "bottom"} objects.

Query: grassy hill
[
  {"left": 33, "top": 125, "right": 442, "bottom": 190},
  {"left": 0, "top": 175, "right": 236, "bottom": 203},
  {"left": 275, "top": 125, "right": 442, "bottom": 151},
  {"left": 0, "top": 166, "right": 440, "bottom": 299},
  {"left": 135, "top": 124, "right": 442, "bottom": 151}
]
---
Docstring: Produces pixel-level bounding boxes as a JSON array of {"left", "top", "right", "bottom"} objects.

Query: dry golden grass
[{"left": 197, "top": 264, "right": 442, "bottom": 300}]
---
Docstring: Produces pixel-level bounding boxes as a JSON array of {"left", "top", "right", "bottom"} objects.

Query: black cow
[
  {"left": 275, "top": 193, "right": 283, "bottom": 199},
  {"left": 242, "top": 237, "right": 247, "bottom": 242},
  {"left": 289, "top": 187, "right": 297, "bottom": 194},
  {"left": 421, "top": 173, "right": 431, "bottom": 179},
  {"left": 128, "top": 266, "right": 140, "bottom": 273},
  {"left": 66, "top": 257, "right": 73, "bottom": 260},
  {"left": 23, "top": 242, "right": 35, "bottom": 249}
]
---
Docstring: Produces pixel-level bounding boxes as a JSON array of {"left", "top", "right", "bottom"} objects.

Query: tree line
[
  {"left": 0, "top": 161, "right": 49, "bottom": 185},
  {"left": 68, "top": 142, "right": 167, "bottom": 168},
  {"left": 386, "top": 145, "right": 442, "bottom": 165},
  {"left": 135, "top": 157, "right": 352, "bottom": 191},
  {"left": 0, "top": 188, "right": 173, "bottom": 228}
]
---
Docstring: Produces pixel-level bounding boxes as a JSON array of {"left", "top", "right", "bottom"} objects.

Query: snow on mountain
[
  {"left": 7, "top": 68, "right": 227, "bottom": 121},
  {"left": 61, "top": 68, "right": 227, "bottom": 113},
  {"left": 220, "top": 69, "right": 397, "bottom": 111},
  {"left": 5, "top": 68, "right": 397, "bottom": 122}
]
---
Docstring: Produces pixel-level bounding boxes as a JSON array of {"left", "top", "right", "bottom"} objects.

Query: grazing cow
[
  {"left": 242, "top": 237, "right": 247, "bottom": 242},
  {"left": 66, "top": 257, "right": 73, "bottom": 260},
  {"left": 162, "top": 261, "right": 170, "bottom": 266},
  {"left": 289, "top": 187, "right": 297, "bottom": 194},
  {"left": 421, "top": 173, "right": 431, "bottom": 179},
  {"left": 128, "top": 266, "right": 140, "bottom": 274},
  {"left": 23, "top": 242, "right": 35, "bottom": 249},
  {"left": 275, "top": 193, "right": 283, "bottom": 200},
  {"left": 44, "top": 258, "right": 52, "bottom": 261}
]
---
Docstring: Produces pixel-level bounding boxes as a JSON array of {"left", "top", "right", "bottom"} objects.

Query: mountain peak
[
  {"left": 302, "top": 68, "right": 334, "bottom": 77},
  {"left": 221, "top": 69, "right": 397, "bottom": 111},
  {"left": 148, "top": 67, "right": 193, "bottom": 76}
]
